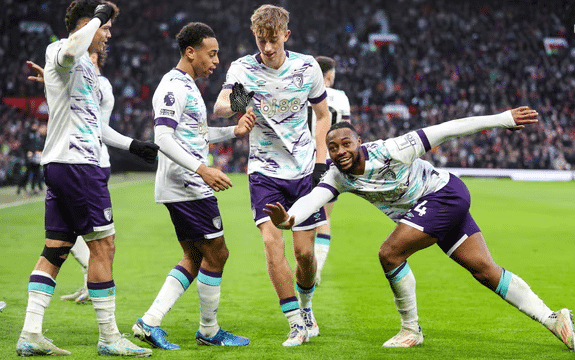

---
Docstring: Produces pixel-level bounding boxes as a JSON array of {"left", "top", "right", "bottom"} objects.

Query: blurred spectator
[{"left": 0, "top": 0, "right": 573, "bottom": 182}]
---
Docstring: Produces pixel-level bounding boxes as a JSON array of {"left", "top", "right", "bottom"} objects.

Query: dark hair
[
  {"left": 327, "top": 121, "right": 357, "bottom": 137},
  {"left": 315, "top": 56, "right": 336, "bottom": 76},
  {"left": 176, "top": 22, "right": 216, "bottom": 55},
  {"left": 65, "top": 0, "right": 119, "bottom": 33}
]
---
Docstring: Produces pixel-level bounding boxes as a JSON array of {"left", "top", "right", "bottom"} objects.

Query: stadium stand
[{"left": 1, "top": 0, "right": 573, "bottom": 186}]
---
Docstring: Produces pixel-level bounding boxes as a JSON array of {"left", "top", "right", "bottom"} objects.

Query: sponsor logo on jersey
[
  {"left": 164, "top": 92, "right": 175, "bottom": 106},
  {"left": 159, "top": 109, "right": 175, "bottom": 116}
]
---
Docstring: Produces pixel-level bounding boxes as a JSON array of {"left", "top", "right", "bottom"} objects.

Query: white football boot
[{"left": 382, "top": 325, "right": 423, "bottom": 347}]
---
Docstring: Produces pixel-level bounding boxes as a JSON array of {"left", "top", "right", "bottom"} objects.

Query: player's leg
[
  {"left": 315, "top": 201, "right": 334, "bottom": 284},
  {"left": 293, "top": 228, "right": 320, "bottom": 338},
  {"left": 194, "top": 235, "right": 249, "bottom": 346},
  {"left": 450, "top": 231, "right": 574, "bottom": 350},
  {"left": 133, "top": 239, "right": 200, "bottom": 350},
  {"left": 379, "top": 223, "right": 436, "bottom": 347},
  {"left": 249, "top": 173, "right": 307, "bottom": 346},
  {"left": 61, "top": 236, "right": 90, "bottom": 302},
  {"left": 17, "top": 236, "right": 75, "bottom": 356}
]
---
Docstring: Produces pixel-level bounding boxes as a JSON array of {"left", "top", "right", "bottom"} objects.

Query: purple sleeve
[
  {"left": 154, "top": 117, "right": 178, "bottom": 129},
  {"left": 416, "top": 129, "right": 431, "bottom": 152},
  {"left": 309, "top": 91, "right": 327, "bottom": 104}
]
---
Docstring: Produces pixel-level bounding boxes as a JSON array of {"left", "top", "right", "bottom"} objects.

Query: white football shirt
[
  {"left": 319, "top": 131, "right": 450, "bottom": 222},
  {"left": 308, "top": 87, "right": 351, "bottom": 142},
  {"left": 41, "top": 39, "right": 102, "bottom": 165},
  {"left": 153, "top": 68, "right": 212, "bottom": 203},
  {"left": 223, "top": 51, "right": 327, "bottom": 179}
]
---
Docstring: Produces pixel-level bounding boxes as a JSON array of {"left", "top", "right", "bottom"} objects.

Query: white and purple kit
[
  {"left": 287, "top": 111, "right": 518, "bottom": 254},
  {"left": 222, "top": 51, "right": 327, "bottom": 229},
  {"left": 153, "top": 68, "right": 235, "bottom": 241}
]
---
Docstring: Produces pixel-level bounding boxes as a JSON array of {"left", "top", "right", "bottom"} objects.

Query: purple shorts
[
  {"left": 164, "top": 197, "right": 224, "bottom": 242},
  {"left": 399, "top": 174, "right": 481, "bottom": 256},
  {"left": 44, "top": 163, "right": 113, "bottom": 236},
  {"left": 249, "top": 172, "right": 326, "bottom": 231}
]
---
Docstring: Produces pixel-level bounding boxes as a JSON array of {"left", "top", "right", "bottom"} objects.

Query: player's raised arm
[
  {"left": 57, "top": 4, "right": 115, "bottom": 68},
  {"left": 386, "top": 107, "right": 539, "bottom": 164}
]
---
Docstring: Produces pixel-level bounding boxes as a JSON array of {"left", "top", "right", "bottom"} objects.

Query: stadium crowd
[{"left": 1, "top": 0, "right": 574, "bottom": 186}]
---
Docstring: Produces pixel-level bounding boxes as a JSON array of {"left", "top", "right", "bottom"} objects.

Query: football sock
[
  {"left": 385, "top": 261, "right": 419, "bottom": 328},
  {"left": 297, "top": 282, "right": 315, "bottom": 309},
  {"left": 22, "top": 270, "right": 55, "bottom": 334},
  {"left": 281, "top": 297, "right": 304, "bottom": 326},
  {"left": 197, "top": 268, "right": 222, "bottom": 337},
  {"left": 495, "top": 269, "right": 553, "bottom": 324},
  {"left": 315, "top": 234, "right": 331, "bottom": 277},
  {"left": 70, "top": 236, "right": 90, "bottom": 276},
  {"left": 143, "top": 265, "right": 192, "bottom": 327},
  {"left": 88, "top": 280, "right": 121, "bottom": 343}
]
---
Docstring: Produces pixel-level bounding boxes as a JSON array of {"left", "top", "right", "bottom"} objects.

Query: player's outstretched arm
[
  {"left": 263, "top": 202, "right": 295, "bottom": 230},
  {"left": 26, "top": 61, "right": 44, "bottom": 83},
  {"left": 423, "top": 106, "right": 538, "bottom": 149}
]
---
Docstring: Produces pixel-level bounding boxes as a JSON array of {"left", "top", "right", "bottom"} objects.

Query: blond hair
[{"left": 250, "top": 4, "right": 289, "bottom": 39}]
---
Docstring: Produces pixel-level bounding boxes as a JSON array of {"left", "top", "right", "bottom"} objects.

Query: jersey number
[{"left": 414, "top": 201, "right": 428, "bottom": 216}]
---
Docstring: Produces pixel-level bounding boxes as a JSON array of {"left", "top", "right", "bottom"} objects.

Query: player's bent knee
[{"left": 41, "top": 244, "right": 73, "bottom": 267}]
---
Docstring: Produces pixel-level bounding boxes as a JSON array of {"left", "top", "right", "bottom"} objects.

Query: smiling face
[
  {"left": 189, "top": 37, "right": 219, "bottom": 79},
  {"left": 254, "top": 30, "right": 290, "bottom": 69},
  {"left": 326, "top": 127, "right": 363, "bottom": 175}
]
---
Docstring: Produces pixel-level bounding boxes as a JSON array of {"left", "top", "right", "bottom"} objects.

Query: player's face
[
  {"left": 91, "top": 20, "right": 112, "bottom": 54},
  {"left": 254, "top": 30, "right": 291, "bottom": 69},
  {"left": 191, "top": 37, "right": 219, "bottom": 78},
  {"left": 326, "top": 128, "right": 363, "bottom": 174}
]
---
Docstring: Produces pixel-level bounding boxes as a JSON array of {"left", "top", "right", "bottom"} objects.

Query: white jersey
[
  {"left": 41, "top": 39, "right": 102, "bottom": 166},
  {"left": 98, "top": 75, "right": 114, "bottom": 168},
  {"left": 224, "top": 51, "right": 326, "bottom": 179},
  {"left": 308, "top": 87, "right": 351, "bottom": 142},
  {"left": 153, "top": 68, "right": 212, "bottom": 203},
  {"left": 319, "top": 132, "right": 450, "bottom": 222}
]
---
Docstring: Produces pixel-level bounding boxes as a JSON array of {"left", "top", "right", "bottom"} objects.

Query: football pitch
[{"left": 1, "top": 173, "right": 574, "bottom": 359}]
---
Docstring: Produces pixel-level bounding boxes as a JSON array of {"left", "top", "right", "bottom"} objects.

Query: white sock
[
  {"left": 143, "top": 266, "right": 191, "bottom": 327},
  {"left": 22, "top": 271, "right": 55, "bottom": 334},
  {"left": 88, "top": 281, "right": 120, "bottom": 343},
  {"left": 315, "top": 234, "right": 331, "bottom": 277},
  {"left": 386, "top": 262, "right": 418, "bottom": 329},
  {"left": 70, "top": 237, "right": 90, "bottom": 275},
  {"left": 197, "top": 268, "right": 222, "bottom": 337},
  {"left": 285, "top": 309, "right": 304, "bottom": 327},
  {"left": 495, "top": 269, "right": 553, "bottom": 324},
  {"left": 297, "top": 283, "right": 315, "bottom": 309}
]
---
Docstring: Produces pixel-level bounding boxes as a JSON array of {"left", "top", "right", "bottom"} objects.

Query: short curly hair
[
  {"left": 65, "top": 0, "right": 119, "bottom": 33},
  {"left": 250, "top": 4, "right": 289, "bottom": 39},
  {"left": 176, "top": 22, "right": 216, "bottom": 55}
]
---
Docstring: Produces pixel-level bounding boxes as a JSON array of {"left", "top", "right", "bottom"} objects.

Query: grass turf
[{"left": 1, "top": 174, "right": 574, "bottom": 359}]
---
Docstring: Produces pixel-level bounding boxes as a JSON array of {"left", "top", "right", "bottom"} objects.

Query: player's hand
[
  {"left": 196, "top": 165, "right": 233, "bottom": 192},
  {"left": 93, "top": 3, "right": 115, "bottom": 26},
  {"left": 230, "top": 82, "right": 255, "bottom": 113},
  {"left": 234, "top": 107, "right": 256, "bottom": 136},
  {"left": 263, "top": 202, "right": 295, "bottom": 230},
  {"left": 312, "top": 163, "right": 327, "bottom": 186},
  {"left": 509, "top": 106, "right": 539, "bottom": 131},
  {"left": 129, "top": 140, "right": 159, "bottom": 164},
  {"left": 26, "top": 61, "right": 44, "bottom": 83}
]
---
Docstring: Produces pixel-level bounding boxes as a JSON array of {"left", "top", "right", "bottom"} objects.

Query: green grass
[{"left": 1, "top": 174, "right": 574, "bottom": 359}]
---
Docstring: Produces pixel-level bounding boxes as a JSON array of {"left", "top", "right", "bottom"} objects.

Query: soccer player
[
  {"left": 264, "top": 107, "right": 575, "bottom": 350},
  {"left": 307, "top": 56, "right": 351, "bottom": 285},
  {"left": 131, "top": 22, "right": 255, "bottom": 350},
  {"left": 26, "top": 46, "right": 121, "bottom": 306},
  {"left": 213, "top": 4, "right": 332, "bottom": 346},
  {"left": 16, "top": 1, "right": 157, "bottom": 356}
]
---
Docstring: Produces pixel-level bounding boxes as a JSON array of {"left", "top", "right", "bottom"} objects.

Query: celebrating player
[
  {"left": 307, "top": 56, "right": 351, "bottom": 285},
  {"left": 16, "top": 1, "right": 157, "bottom": 356},
  {"left": 214, "top": 4, "right": 331, "bottom": 346},
  {"left": 264, "top": 107, "right": 574, "bottom": 350},
  {"left": 131, "top": 22, "right": 255, "bottom": 350}
]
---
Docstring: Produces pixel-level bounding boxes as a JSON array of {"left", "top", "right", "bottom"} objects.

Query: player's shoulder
[
  {"left": 327, "top": 87, "right": 348, "bottom": 98},
  {"left": 231, "top": 54, "right": 259, "bottom": 67},
  {"left": 45, "top": 39, "right": 65, "bottom": 57}
]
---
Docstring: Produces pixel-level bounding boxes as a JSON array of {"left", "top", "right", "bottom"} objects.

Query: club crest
[
  {"left": 104, "top": 207, "right": 113, "bottom": 221},
  {"left": 212, "top": 216, "right": 222, "bottom": 229}
]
